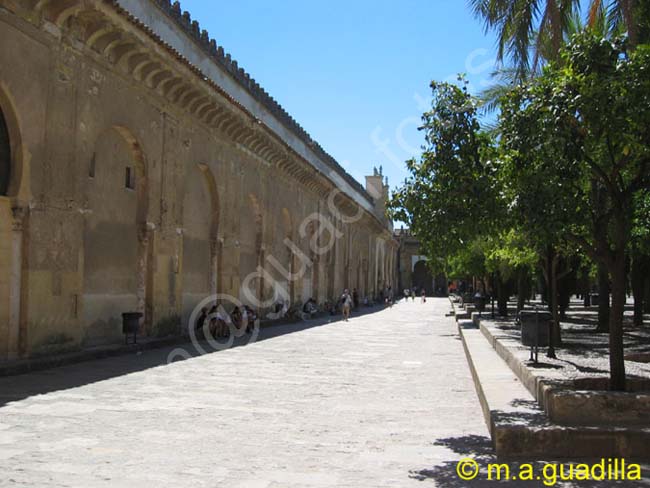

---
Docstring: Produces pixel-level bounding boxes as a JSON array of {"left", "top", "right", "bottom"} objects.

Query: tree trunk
[
  {"left": 550, "top": 257, "right": 562, "bottom": 357},
  {"left": 496, "top": 272, "right": 508, "bottom": 317},
  {"left": 545, "top": 249, "right": 561, "bottom": 358},
  {"left": 608, "top": 253, "right": 627, "bottom": 391},
  {"left": 559, "top": 279, "right": 571, "bottom": 320},
  {"left": 596, "top": 263, "right": 610, "bottom": 332},
  {"left": 582, "top": 267, "right": 591, "bottom": 307},
  {"left": 516, "top": 267, "right": 528, "bottom": 312}
]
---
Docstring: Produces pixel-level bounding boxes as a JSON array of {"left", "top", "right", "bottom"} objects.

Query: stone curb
[
  {"left": 452, "top": 297, "right": 650, "bottom": 459},
  {"left": 478, "top": 319, "right": 558, "bottom": 412}
]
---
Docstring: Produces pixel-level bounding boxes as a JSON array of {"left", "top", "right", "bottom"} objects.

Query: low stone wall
[
  {"left": 547, "top": 388, "right": 650, "bottom": 426},
  {"left": 479, "top": 319, "right": 650, "bottom": 427}
]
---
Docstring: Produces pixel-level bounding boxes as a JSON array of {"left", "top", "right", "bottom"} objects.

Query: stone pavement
[{"left": 0, "top": 299, "right": 496, "bottom": 487}]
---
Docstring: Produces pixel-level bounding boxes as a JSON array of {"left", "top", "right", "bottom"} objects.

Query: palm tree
[
  {"left": 468, "top": 0, "right": 642, "bottom": 79},
  {"left": 588, "top": 0, "right": 638, "bottom": 45},
  {"left": 468, "top": 0, "right": 579, "bottom": 79}
]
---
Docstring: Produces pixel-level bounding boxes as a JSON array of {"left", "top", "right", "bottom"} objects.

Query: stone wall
[
  {"left": 0, "top": 0, "right": 398, "bottom": 360},
  {"left": 395, "top": 229, "right": 446, "bottom": 297}
]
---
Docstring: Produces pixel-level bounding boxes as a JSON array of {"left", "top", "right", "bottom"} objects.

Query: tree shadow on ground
[
  {"left": 409, "top": 434, "right": 649, "bottom": 487},
  {"left": 525, "top": 361, "right": 564, "bottom": 370},
  {"left": 556, "top": 358, "right": 607, "bottom": 374}
]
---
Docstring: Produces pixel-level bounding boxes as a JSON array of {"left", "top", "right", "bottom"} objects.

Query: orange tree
[
  {"left": 389, "top": 77, "right": 504, "bottom": 286},
  {"left": 499, "top": 34, "right": 650, "bottom": 390}
]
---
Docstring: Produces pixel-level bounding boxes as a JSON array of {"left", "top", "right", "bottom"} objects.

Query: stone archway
[
  {"left": 82, "top": 126, "right": 149, "bottom": 345},
  {"left": 0, "top": 87, "right": 26, "bottom": 359},
  {"left": 0, "top": 106, "right": 10, "bottom": 196},
  {"left": 181, "top": 163, "right": 219, "bottom": 326},
  {"left": 413, "top": 260, "right": 434, "bottom": 296}
]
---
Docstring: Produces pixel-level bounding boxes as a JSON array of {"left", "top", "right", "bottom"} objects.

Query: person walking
[
  {"left": 341, "top": 289, "right": 352, "bottom": 322},
  {"left": 421, "top": 289, "right": 426, "bottom": 303}
]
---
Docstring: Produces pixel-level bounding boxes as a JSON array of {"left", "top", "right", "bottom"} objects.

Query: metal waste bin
[
  {"left": 122, "top": 312, "right": 143, "bottom": 344},
  {"left": 519, "top": 310, "right": 551, "bottom": 363},
  {"left": 474, "top": 293, "right": 486, "bottom": 314}
]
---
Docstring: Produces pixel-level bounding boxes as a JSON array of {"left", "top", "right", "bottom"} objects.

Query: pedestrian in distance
[{"left": 341, "top": 289, "right": 352, "bottom": 322}]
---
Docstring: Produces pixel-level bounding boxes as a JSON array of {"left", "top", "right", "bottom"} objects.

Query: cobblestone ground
[{"left": 0, "top": 298, "right": 492, "bottom": 487}]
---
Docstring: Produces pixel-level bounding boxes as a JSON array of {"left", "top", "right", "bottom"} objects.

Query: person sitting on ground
[
  {"left": 196, "top": 307, "right": 208, "bottom": 332},
  {"left": 327, "top": 300, "right": 337, "bottom": 316},
  {"left": 215, "top": 306, "right": 232, "bottom": 337},
  {"left": 272, "top": 300, "right": 288, "bottom": 319},
  {"left": 231, "top": 306, "right": 242, "bottom": 330},
  {"left": 240, "top": 306, "right": 249, "bottom": 332},
  {"left": 207, "top": 304, "right": 218, "bottom": 337},
  {"left": 243, "top": 305, "right": 256, "bottom": 333},
  {"left": 303, "top": 298, "right": 318, "bottom": 318}
]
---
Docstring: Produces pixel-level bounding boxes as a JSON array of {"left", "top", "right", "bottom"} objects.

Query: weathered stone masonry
[{"left": 0, "top": 0, "right": 398, "bottom": 359}]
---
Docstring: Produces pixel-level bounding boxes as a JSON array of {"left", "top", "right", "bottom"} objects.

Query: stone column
[
  {"left": 137, "top": 221, "right": 155, "bottom": 335},
  {"left": 7, "top": 206, "right": 26, "bottom": 359}
]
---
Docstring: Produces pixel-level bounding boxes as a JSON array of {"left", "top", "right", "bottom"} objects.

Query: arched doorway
[
  {"left": 181, "top": 163, "right": 219, "bottom": 326},
  {"left": 0, "top": 107, "right": 10, "bottom": 196},
  {"left": 413, "top": 260, "right": 434, "bottom": 296},
  {"left": 0, "top": 97, "right": 22, "bottom": 360},
  {"left": 82, "top": 127, "right": 148, "bottom": 345}
]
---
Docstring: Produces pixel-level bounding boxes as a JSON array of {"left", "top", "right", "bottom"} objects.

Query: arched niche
[
  {"left": 413, "top": 260, "right": 434, "bottom": 296},
  {"left": 181, "top": 163, "right": 219, "bottom": 324},
  {"left": 0, "top": 83, "right": 24, "bottom": 199},
  {"left": 0, "top": 107, "right": 10, "bottom": 196},
  {"left": 82, "top": 126, "right": 149, "bottom": 345},
  {"left": 0, "top": 83, "right": 26, "bottom": 360}
]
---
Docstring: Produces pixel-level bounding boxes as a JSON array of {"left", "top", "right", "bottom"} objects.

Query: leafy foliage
[{"left": 390, "top": 77, "right": 504, "bottom": 274}]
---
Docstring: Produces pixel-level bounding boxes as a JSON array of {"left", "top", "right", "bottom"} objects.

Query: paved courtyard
[{"left": 0, "top": 298, "right": 492, "bottom": 487}]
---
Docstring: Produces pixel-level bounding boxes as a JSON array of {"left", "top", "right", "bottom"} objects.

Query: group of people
[
  {"left": 195, "top": 304, "right": 258, "bottom": 337},
  {"left": 403, "top": 287, "right": 427, "bottom": 303},
  {"left": 196, "top": 284, "right": 396, "bottom": 334}
]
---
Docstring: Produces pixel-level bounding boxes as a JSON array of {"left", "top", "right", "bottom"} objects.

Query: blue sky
[{"left": 179, "top": 0, "right": 498, "bottom": 201}]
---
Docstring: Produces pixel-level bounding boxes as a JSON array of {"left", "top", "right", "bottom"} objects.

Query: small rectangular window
[
  {"left": 89, "top": 153, "right": 96, "bottom": 178},
  {"left": 125, "top": 166, "right": 135, "bottom": 189}
]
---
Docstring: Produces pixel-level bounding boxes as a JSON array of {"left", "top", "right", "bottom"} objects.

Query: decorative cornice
[
  {"left": 4, "top": 0, "right": 391, "bottom": 233},
  {"left": 143, "top": 0, "right": 373, "bottom": 206}
]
